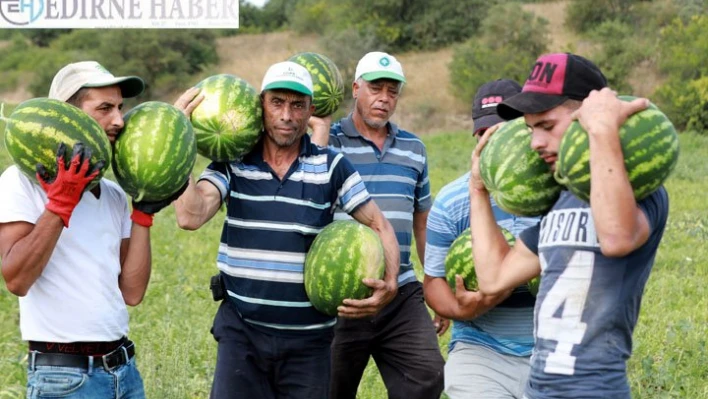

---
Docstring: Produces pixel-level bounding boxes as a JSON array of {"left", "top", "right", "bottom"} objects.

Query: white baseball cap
[
  {"left": 261, "top": 61, "right": 313, "bottom": 97},
  {"left": 48, "top": 61, "right": 145, "bottom": 102},
  {"left": 354, "top": 51, "right": 406, "bottom": 83}
]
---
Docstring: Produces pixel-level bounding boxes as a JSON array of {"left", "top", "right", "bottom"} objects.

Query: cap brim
[
  {"left": 497, "top": 92, "right": 568, "bottom": 120},
  {"left": 473, "top": 113, "right": 505, "bottom": 134},
  {"left": 262, "top": 81, "right": 313, "bottom": 97},
  {"left": 360, "top": 71, "right": 406, "bottom": 83},
  {"left": 83, "top": 76, "right": 145, "bottom": 99}
]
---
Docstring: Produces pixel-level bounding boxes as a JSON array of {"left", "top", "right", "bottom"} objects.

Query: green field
[{"left": 0, "top": 125, "right": 706, "bottom": 398}]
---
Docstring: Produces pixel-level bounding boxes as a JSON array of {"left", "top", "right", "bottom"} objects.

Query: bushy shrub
[
  {"left": 448, "top": 2, "right": 548, "bottom": 103},
  {"left": 565, "top": 0, "right": 640, "bottom": 33},
  {"left": 588, "top": 20, "right": 647, "bottom": 93},
  {"left": 27, "top": 30, "right": 218, "bottom": 99},
  {"left": 657, "top": 15, "right": 708, "bottom": 80},
  {"left": 655, "top": 77, "right": 708, "bottom": 134},
  {"left": 653, "top": 15, "right": 708, "bottom": 132},
  {"left": 291, "top": 0, "right": 490, "bottom": 52}
]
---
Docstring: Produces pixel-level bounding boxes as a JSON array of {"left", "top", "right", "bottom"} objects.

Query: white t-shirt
[{"left": 0, "top": 165, "right": 132, "bottom": 342}]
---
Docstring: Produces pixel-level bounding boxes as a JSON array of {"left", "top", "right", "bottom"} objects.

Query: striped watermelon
[
  {"left": 304, "top": 220, "right": 385, "bottom": 316},
  {"left": 112, "top": 101, "right": 196, "bottom": 202},
  {"left": 288, "top": 52, "right": 344, "bottom": 117},
  {"left": 2, "top": 97, "right": 110, "bottom": 190},
  {"left": 480, "top": 117, "right": 563, "bottom": 216},
  {"left": 554, "top": 96, "right": 680, "bottom": 203},
  {"left": 191, "top": 74, "right": 263, "bottom": 162},
  {"left": 445, "top": 227, "right": 515, "bottom": 292},
  {"left": 528, "top": 276, "right": 540, "bottom": 297}
]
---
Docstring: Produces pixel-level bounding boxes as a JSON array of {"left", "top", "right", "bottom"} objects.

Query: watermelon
[
  {"left": 2, "top": 97, "right": 110, "bottom": 190},
  {"left": 191, "top": 74, "right": 263, "bottom": 162},
  {"left": 480, "top": 117, "right": 563, "bottom": 216},
  {"left": 288, "top": 52, "right": 344, "bottom": 117},
  {"left": 527, "top": 276, "right": 540, "bottom": 297},
  {"left": 554, "top": 96, "right": 680, "bottom": 203},
  {"left": 112, "top": 101, "right": 196, "bottom": 202},
  {"left": 445, "top": 227, "right": 516, "bottom": 292},
  {"left": 304, "top": 220, "right": 385, "bottom": 316}
]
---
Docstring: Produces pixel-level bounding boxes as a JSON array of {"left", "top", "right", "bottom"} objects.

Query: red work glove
[
  {"left": 36, "top": 142, "right": 105, "bottom": 227},
  {"left": 130, "top": 180, "right": 189, "bottom": 228}
]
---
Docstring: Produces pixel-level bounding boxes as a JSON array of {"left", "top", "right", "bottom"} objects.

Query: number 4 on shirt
[{"left": 537, "top": 251, "right": 594, "bottom": 375}]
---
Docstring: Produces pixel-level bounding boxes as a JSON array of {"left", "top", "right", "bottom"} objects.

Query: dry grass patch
[
  {"left": 394, "top": 47, "right": 471, "bottom": 134},
  {"left": 210, "top": 32, "right": 322, "bottom": 89}
]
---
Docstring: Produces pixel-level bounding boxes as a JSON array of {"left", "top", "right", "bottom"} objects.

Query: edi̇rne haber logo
[{"left": 0, "top": 0, "right": 240, "bottom": 29}]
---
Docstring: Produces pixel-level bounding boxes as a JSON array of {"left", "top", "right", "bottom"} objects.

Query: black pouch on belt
[{"left": 210, "top": 273, "right": 225, "bottom": 301}]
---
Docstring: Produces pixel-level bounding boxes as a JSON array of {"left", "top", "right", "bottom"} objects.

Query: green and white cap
[
  {"left": 48, "top": 61, "right": 145, "bottom": 102},
  {"left": 354, "top": 51, "right": 406, "bottom": 83},
  {"left": 261, "top": 61, "right": 313, "bottom": 97}
]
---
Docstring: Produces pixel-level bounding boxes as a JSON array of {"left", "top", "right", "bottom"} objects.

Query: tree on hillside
[
  {"left": 223, "top": 0, "right": 299, "bottom": 35},
  {"left": 28, "top": 30, "right": 219, "bottom": 100},
  {"left": 565, "top": 0, "right": 645, "bottom": 33},
  {"left": 291, "top": 0, "right": 490, "bottom": 52},
  {"left": 654, "top": 15, "right": 708, "bottom": 132},
  {"left": 448, "top": 2, "right": 549, "bottom": 104},
  {"left": 23, "top": 29, "right": 72, "bottom": 47},
  {"left": 587, "top": 20, "right": 646, "bottom": 94}
]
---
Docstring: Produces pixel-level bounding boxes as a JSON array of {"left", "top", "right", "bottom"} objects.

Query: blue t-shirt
[
  {"left": 328, "top": 114, "right": 432, "bottom": 286},
  {"left": 424, "top": 172, "right": 539, "bottom": 356},
  {"left": 520, "top": 188, "right": 669, "bottom": 398},
  {"left": 200, "top": 134, "right": 371, "bottom": 336}
]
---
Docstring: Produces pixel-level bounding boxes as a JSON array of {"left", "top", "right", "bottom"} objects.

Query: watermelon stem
[
  {"left": 134, "top": 190, "right": 144, "bottom": 203},
  {"left": 553, "top": 168, "right": 569, "bottom": 186},
  {"left": 0, "top": 103, "right": 6, "bottom": 122}
]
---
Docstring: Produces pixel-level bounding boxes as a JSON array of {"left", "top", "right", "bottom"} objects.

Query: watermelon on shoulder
[
  {"left": 112, "top": 101, "right": 196, "bottom": 202},
  {"left": 191, "top": 74, "right": 263, "bottom": 162},
  {"left": 480, "top": 117, "right": 563, "bottom": 216},
  {"left": 554, "top": 96, "right": 679, "bottom": 203},
  {"left": 304, "top": 220, "right": 385, "bottom": 316},
  {"left": 288, "top": 52, "right": 344, "bottom": 117},
  {"left": 2, "top": 97, "right": 111, "bottom": 190}
]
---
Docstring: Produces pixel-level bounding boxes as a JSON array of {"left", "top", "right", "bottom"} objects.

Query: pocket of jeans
[{"left": 29, "top": 369, "right": 87, "bottom": 397}]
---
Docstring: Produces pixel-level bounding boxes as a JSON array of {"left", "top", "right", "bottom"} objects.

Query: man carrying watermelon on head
[
  {"left": 468, "top": 53, "right": 669, "bottom": 399},
  {"left": 424, "top": 78, "right": 540, "bottom": 399},
  {"left": 0, "top": 61, "right": 178, "bottom": 398},
  {"left": 172, "top": 60, "right": 400, "bottom": 399},
  {"left": 309, "top": 51, "right": 446, "bottom": 399}
]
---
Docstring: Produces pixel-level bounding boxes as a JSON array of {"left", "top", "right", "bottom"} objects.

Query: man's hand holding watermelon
[
  {"left": 130, "top": 180, "right": 189, "bottom": 228},
  {"left": 36, "top": 142, "right": 105, "bottom": 228}
]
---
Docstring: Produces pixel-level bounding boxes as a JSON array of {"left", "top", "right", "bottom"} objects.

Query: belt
[{"left": 29, "top": 341, "right": 135, "bottom": 372}]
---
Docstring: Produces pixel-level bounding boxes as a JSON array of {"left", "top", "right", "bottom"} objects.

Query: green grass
[{"left": 1, "top": 129, "right": 707, "bottom": 398}]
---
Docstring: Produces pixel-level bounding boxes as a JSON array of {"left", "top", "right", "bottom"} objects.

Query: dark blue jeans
[{"left": 210, "top": 301, "right": 333, "bottom": 399}]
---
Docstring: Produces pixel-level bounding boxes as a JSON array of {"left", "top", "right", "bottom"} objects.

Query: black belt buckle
[{"left": 210, "top": 273, "right": 225, "bottom": 301}]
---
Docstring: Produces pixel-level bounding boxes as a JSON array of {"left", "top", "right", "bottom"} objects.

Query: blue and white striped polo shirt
[
  {"left": 424, "top": 172, "right": 539, "bottom": 356},
  {"left": 328, "top": 114, "right": 432, "bottom": 287},
  {"left": 199, "top": 134, "right": 371, "bottom": 335}
]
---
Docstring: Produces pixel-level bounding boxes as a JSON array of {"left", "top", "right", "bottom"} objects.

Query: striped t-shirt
[
  {"left": 424, "top": 172, "right": 539, "bottom": 356},
  {"left": 328, "top": 114, "right": 432, "bottom": 286},
  {"left": 200, "top": 134, "right": 371, "bottom": 335}
]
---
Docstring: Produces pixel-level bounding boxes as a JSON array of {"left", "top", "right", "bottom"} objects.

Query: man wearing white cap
[
  {"left": 173, "top": 61, "right": 400, "bottom": 398},
  {"left": 311, "top": 51, "right": 445, "bottom": 399},
  {"left": 0, "top": 61, "right": 174, "bottom": 398}
]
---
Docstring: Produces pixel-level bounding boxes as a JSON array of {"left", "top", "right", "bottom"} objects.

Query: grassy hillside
[{"left": 0, "top": 128, "right": 706, "bottom": 398}]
